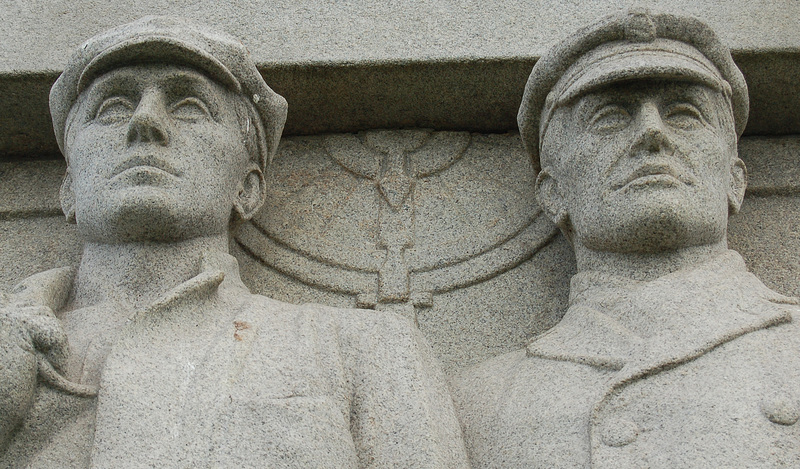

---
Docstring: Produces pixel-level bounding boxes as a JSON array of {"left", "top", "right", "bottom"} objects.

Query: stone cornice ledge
[
  {"left": 3, "top": 0, "right": 800, "bottom": 159},
  {"left": 2, "top": 51, "right": 799, "bottom": 159}
]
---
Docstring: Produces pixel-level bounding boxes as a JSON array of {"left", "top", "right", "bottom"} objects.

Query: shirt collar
[{"left": 139, "top": 250, "right": 249, "bottom": 317}]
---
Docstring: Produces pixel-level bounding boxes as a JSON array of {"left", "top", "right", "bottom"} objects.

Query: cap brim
[
  {"left": 557, "top": 48, "right": 726, "bottom": 105},
  {"left": 77, "top": 36, "right": 241, "bottom": 94}
]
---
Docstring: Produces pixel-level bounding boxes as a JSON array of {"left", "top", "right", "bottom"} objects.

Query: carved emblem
[{"left": 236, "top": 130, "right": 557, "bottom": 321}]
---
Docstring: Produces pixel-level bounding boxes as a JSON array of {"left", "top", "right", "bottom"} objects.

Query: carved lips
[
  {"left": 110, "top": 154, "right": 182, "bottom": 184},
  {"left": 612, "top": 160, "right": 696, "bottom": 192}
]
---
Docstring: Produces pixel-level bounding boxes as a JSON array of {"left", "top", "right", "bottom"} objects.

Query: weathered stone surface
[
  {"left": 1, "top": 16, "right": 468, "bottom": 467},
  {"left": 0, "top": 160, "right": 64, "bottom": 217},
  {"left": 4, "top": 1, "right": 799, "bottom": 72},
  {"left": 7, "top": 135, "right": 799, "bottom": 214},
  {"left": 0, "top": 217, "right": 81, "bottom": 289},
  {"left": 729, "top": 195, "right": 800, "bottom": 298},
  {"left": 455, "top": 10, "right": 800, "bottom": 468},
  {"left": 0, "top": 3, "right": 797, "bottom": 468},
  {"left": 2, "top": 134, "right": 799, "bottom": 371},
  {"left": 738, "top": 137, "right": 800, "bottom": 196},
  {"left": 2, "top": 1, "right": 800, "bottom": 157}
]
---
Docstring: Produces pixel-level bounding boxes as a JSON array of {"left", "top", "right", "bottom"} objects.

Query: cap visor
[
  {"left": 77, "top": 37, "right": 241, "bottom": 94},
  {"left": 559, "top": 49, "right": 725, "bottom": 104}
]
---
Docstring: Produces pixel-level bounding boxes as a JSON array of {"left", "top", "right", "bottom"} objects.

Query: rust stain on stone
[{"left": 233, "top": 320, "right": 251, "bottom": 341}]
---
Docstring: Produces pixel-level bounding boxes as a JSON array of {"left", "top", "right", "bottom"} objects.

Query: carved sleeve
[{"left": 342, "top": 310, "right": 471, "bottom": 469}]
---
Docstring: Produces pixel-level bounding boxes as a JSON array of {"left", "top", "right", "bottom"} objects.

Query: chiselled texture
[
  {"left": 236, "top": 129, "right": 570, "bottom": 370},
  {"left": 3, "top": 136, "right": 799, "bottom": 373},
  {"left": 1, "top": 16, "right": 468, "bottom": 468},
  {"left": 3, "top": 1, "right": 800, "bottom": 158},
  {"left": 3, "top": 253, "right": 467, "bottom": 468},
  {"left": 243, "top": 130, "right": 550, "bottom": 313},
  {"left": 455, "top": 252, "right": 800, "bottom": 467},
  {"left": 454, "top": 10, "right": 799, "bottom": 468}
]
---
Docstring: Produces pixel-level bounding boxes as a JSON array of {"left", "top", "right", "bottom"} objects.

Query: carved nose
[
  {"left": 632, "top": 102, "right": 673, "bottom": 156},
  {"left": 126, "top": 90, "right": 169, "bottom": 146}
]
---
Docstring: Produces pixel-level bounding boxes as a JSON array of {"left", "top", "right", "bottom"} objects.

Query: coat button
[
  {"left": 600, "top": 417, "right": 639, "bottom": 447},
  {"left": 761, "top": 393, "right": 800, "bottom": 425}
]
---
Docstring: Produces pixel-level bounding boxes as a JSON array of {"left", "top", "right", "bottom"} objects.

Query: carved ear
[
  {"left": 728, "top": 157, "right": 747, "bottom": 214},
  {"left": 233, "top": 167, "right": 267, "bottom": 221},
  {"left": 59, "top": 170, "right": 77, "bottom": 224},
  {"left": 535, "top": 168, "right": 569, "bottom": 229}
]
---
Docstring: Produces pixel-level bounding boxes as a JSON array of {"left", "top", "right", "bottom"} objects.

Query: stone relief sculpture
[
  {"left": 235, "top": 129, "right": 570, "bottom": 371},
  {"left": 238, "top": 130, "right": 558, "bottom": 320},
  {"left": 0, "top": 16, "right": 468, "bottom": 468},
  {"left": 454, "top": 10, "right": 800, "bottom": 468}
]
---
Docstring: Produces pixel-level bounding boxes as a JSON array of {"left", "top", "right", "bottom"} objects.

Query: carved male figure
[
  {"left": 454, "top": 11, "right": 800, "bottom": 468},
  {"left": 0, "top": 17, "right": 468, "bottom": 468}
]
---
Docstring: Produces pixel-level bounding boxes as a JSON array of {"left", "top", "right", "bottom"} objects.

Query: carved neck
[
  {"left": 69, "top": 234, "right": 230, "bottom": 312},
  {"left": 573, "top": 239, "right": 730, "bottom": 282}
]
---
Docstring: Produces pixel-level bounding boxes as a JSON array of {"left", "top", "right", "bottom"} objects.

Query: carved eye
[
  {"left": 95, "top": 97, "right": 134, "bottom": 124},
  {"left": 170, "top": 97, "right": 211, "bottom": 121},
  {"left": 663, "top": 103, "right": 705, "bottom": 130},
  {"left": 588, "top": 105, "right": 631, "bottom": 133}
]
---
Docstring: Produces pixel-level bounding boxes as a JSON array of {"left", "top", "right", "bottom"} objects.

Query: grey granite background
[
  {"left": 1, "top": 2, "right": 798, "bottom": 374},
  {"left": 3, "top": 134, "right": 798, "bottom": 372},
  {"left": 1, "top": 7, "right": 798, "bottom": 469},
  {"left": 2, "top": 1, "right": 798, "bottom": 69},
  {"left": 2, "top": 1, "right": 800, "bottom": 157}
]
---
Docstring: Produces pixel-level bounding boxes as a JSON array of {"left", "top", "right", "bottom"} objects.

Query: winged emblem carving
[{"left": 236, "top": 130, "right": 558, "bottom": 322}]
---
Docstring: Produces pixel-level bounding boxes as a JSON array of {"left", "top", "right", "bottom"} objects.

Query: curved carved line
[
  {"left": 237, "top": 215, "right": 559, "bottom": 297},
  {"left": 324, "top": 133, "right": 381, "bottom": 180},
  {"left": 407, "top": 209, "right": 544, "bottom": 272},
  {"left": 236, "top": 222, "right": 376, "bottom": 294},
  {"left": 248, "top": 204, "right": 542, "bottom": 274},
  {"left": 248, "top": 207, "right": 543, "bottom": 278},
  {"left": 247, "top": 218, "right": 383, "bottom": 271},
  {"left": 410, "top": 131, "right": 471, "bottom": 178},
  {"left": 411, "top": 215, "right": 559, "bottom": 294},
  {"left": 324, "top": 130, "right": 472, "bottom": 182}
]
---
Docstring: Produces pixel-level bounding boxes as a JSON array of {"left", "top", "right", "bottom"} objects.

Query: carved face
[
  {"left": 538, "top": 80, "right": 745, "bottom": 253},
  {"left": 63, "top": 64, "right": 263, "bottom": 243}
]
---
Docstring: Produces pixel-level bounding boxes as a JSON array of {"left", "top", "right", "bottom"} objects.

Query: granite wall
[{"left": 1, "top": 0, "right": 798, "bottom": 373}]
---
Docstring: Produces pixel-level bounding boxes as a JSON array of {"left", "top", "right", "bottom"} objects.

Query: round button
[
  {"left": 600, "top": 417, "right": 639, "bottom": 447},
  {"left": 761, "top": 393, "right": 800, "bottom": 426}
]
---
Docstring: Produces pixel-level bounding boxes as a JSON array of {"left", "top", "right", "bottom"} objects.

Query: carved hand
[{"left": 0, "top": 268, "right": 95, "bottom": 449}]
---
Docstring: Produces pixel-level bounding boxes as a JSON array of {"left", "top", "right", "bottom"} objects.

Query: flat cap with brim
[
  {"left": 49, "top": 15, "right": 288, "bottom": 170},
  {"left": 518, "top": 10, "right": 749, "bottom": 173}
]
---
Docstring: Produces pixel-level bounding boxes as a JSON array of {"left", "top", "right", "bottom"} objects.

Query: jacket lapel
[
  {"left": 526, "top": 252, "right": 799, "bottom": 468},
  {"left": 90, "top": 252, "right": 250, "bottom": 467},
  {"left": 529, "top": 251, "right": 796, "bottom": 379},
  {"left": 527, "top": 304, "right": 642, "bottom": 371}
]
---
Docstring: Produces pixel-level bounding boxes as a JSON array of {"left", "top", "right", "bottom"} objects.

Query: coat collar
[
  {"left": 138, "top": 250, "right": 250, "bottom": 318},
  {"left": 20, "top": 251, "right": 250, "bottom": 318},
  {"left": 528, "top": 250, "right": 797, "bottom": 371}
]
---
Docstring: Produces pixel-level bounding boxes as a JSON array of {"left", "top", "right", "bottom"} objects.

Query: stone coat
[
  {"left": 455, "top": 251, "right": 800, "bottom": 468},
  {"left": 3, "top": 253, "right": 469, "bottom": 468}
]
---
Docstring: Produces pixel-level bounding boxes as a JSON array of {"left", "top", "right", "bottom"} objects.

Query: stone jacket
[
  {"left": 3, "top": 252, "right": 469, "bottom": 468},
  {"left": 454, "top": 251, "right": 800, "bottom": 468}
]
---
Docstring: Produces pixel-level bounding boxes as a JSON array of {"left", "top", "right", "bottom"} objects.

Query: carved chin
[
  {"left": 77, "top": 192, "right": 189, "bottom": 243},
  {"left": 575, "top": 204, "right": 728, "bottom": 254}
]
